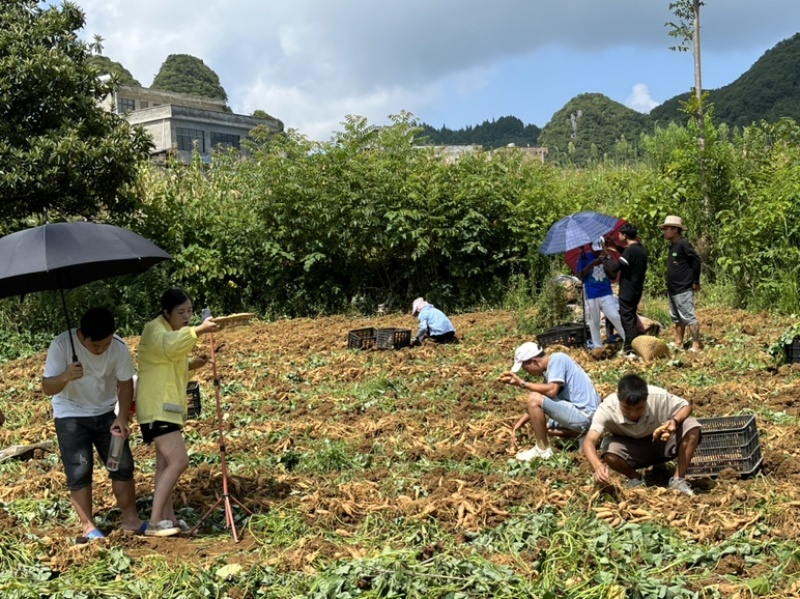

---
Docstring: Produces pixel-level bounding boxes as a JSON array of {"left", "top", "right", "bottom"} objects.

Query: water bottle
[
  {"left": 107, "top": 427, "right": 125, "bottom": 472},
  {"left": 201, "top": 307, "right": 212, "bottom": 322}
]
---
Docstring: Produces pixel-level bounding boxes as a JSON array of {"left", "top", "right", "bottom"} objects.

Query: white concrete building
[{"left": 102, "top": 85, "right": 283, "bottom": 163}]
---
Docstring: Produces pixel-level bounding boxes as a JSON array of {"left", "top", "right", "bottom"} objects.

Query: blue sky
[{"left": 70, "top": 0, "right": 800, "bottom": 140}]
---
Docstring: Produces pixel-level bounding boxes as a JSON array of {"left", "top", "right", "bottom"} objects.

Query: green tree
[
  {"left": 151, "top": 54, "right": 228, "bottom": 102},
  {"left": 0, "top": 0, "right": 153, "bottom": 223},
  {"left": 419, "top": 115, "right": 541, "bottom": 149},
  {"left": 666, "top": 0, "right": 714, "bottom": 262},
  {"left": 652, "top": 33, "right": 800, "bottom": 128},
  {"left": 667, "top": 0, "right": 706, "bottom": 146}
]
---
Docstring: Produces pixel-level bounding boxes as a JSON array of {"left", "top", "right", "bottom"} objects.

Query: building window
[
  {"left": 118, "top": 97, "right": 136, "bottom": 114},
  {"left": 140, "top": 101, "right": 148, "bottom": 109},
  {"left": 211, "top": 132, "right": 240, "bottom": 149},
  {"left": 177, "top": 128, "right": 206, "bottom": 153}
]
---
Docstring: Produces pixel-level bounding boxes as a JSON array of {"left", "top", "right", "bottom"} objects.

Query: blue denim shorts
[
  {"left": 542, "top": 397, "right": 594, "bottom": 433},
  {"left": 54, "top": 411, "right": 134, "bottom": 490}
]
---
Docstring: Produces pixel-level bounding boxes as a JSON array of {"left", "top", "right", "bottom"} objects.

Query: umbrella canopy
[
  {"left": 0, "top": 222, "right": 171, "bottom": 299},
  {"left": 539, "top": 211, "right": 621, "bottom": 255},
  {"left": 0, "top": 222, "right": 171, "bottom": 360},
  {"left": 564, "top": 217, "right": 629, "bottom": 277}
]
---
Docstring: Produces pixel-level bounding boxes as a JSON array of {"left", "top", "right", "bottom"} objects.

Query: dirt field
[{"left": 1, "top": 307, "right": 799, "bottom": 597}]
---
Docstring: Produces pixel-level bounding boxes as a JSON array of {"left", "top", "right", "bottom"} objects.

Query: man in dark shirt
[
  {"left": 659, "top": 215, "right": 702, "bottom": 352},
  {"left": 605, "top": 223, "right": 648, "bottom": 357}
]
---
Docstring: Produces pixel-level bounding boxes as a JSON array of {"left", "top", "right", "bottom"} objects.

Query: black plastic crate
[
  {"left": 348, "top": 327, "right": 378, "bottom": 350},
  {"left": 376, "top": 328, "right": 412, "bottom": 350},
  {"left": 187, "top": 381, "right": 202, "bottom": 419},
  {"left": 686, "top": 415, "right": 763, "bottom": 478},
  {"left": 536, "top": 323, "right": 588, "bottom": 348},
  {"left": 783, "top": 338, "right": 800, "bottom": 364}
]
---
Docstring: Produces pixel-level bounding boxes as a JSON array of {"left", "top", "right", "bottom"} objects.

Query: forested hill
[
  {"left": 537, "top": 93, "right": 652, "bottom": 165},
  {"left": 419, "top": 116, "right": 541, "bottom": 149},
  {"left": 420, "top": 32, "right": 800, "bottom": 163},
  {"left": 651, "top": 32, "right": 800, "bottom": 128}
]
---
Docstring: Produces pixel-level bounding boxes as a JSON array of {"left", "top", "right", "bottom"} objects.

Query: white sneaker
[
  {"left": 174, "top": 519, "right": 191, "bottom": 533},
  {"left": 668, "top": 477, "right": 695, "bottom": 497},
  {"left": 515, "top": 446, "right": 554, "bottom": 462},
  {"left": 144, "top": 519, "right": 181, "bottom": 537}
]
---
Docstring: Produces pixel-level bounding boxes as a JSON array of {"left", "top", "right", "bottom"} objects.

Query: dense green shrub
[{"left": 4, "top": 113, "right": 800, "bottom": 358}]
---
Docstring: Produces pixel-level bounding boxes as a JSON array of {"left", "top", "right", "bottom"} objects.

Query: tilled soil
[{"left": 1, "top": 307, "right": 798, "bottom": 577}]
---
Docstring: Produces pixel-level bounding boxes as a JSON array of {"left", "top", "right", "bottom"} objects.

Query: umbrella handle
[{"left": 59, "top": 288, "right": 78, "bottom": 362}]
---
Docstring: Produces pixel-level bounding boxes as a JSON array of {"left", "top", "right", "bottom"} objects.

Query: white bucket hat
[{"left": 411, "top": 297, "right": 429, "bottom": 315}]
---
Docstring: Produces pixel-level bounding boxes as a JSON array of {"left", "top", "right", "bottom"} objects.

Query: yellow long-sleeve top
[{"left": 136, "top": 315, "right": 198, "bottom": 426}]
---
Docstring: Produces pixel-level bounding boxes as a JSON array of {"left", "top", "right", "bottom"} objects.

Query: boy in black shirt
[
  {"left": 659, "top": 216, "right": 702, "bottom": 352},
  {"left": 605, "top": 223, "right": 648, "bottom": 357}
]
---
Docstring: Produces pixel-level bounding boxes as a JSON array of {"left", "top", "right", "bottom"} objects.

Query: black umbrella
[{"left": 0, "top": 222, "right": 172, "bottom": 360}]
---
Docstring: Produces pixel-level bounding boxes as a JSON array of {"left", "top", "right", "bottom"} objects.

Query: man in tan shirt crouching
[{"left": 582, "top": 373, "right": 701, "bottom": 496}]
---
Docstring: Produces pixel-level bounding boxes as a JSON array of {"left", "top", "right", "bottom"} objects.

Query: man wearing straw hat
[{"left": 659, "top": 215, "right": 702, "bottom": 352}]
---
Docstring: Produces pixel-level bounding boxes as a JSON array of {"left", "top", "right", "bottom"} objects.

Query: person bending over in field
[
  {"left": 499, "top": 342, "right": 600, "bottom": 461},
  {"left": 411, "top": 297, "right": 457, "bottom": 345},
  {"left": 582, "top": 373, "right": 701, "bottom": 496},
  {"left": 42, "top": 307, "right": 145, "bottom": 541}
]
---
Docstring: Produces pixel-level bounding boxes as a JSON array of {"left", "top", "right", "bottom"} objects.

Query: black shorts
[
  {"left": 430, "top": 331, "right": 458, "bottom": 344},
  {"left": 141, "top": 420, "right": 182, "bottom": 444}
]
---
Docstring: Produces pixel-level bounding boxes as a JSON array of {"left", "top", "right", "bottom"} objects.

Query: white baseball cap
[{"left": 511, "top": 342, "right": 544, "bottom": 372}]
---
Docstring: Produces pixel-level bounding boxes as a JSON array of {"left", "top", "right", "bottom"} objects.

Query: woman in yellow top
[{"left": 137, "top": 288, "right": 218, "bottom": 536}]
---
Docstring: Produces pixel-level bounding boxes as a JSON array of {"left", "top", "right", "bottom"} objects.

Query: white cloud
[
  {"left": 240, "top": 76, "right": 442, "bottom": 141},
  {"left": 72, "top": 0, "right": 800, "bottom": 138},
  {"left": 626, "top": 84, "right": 659, "bottom": 114}
]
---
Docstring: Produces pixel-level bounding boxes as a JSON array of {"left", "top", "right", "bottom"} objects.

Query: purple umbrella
[
  {"left": 539, "top": 211, "right": 622, "bottom": 334},
  {"left": 539, "top": 211, "right": 621, "bottom": 255}
]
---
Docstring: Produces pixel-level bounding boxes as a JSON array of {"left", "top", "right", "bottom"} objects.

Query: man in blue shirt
[
  {"left": 576, "top": 237, "right": 625, "bottom": 349},
  {"left": 411, "top": 297, "right": 457, "bottom": 344},
  {"left": 499, "top": 342, "right": 600, "bottom": 461}
]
